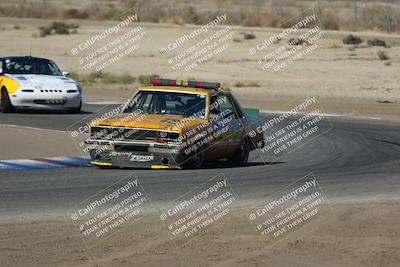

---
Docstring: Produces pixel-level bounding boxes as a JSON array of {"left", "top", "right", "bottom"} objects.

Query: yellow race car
[{"left": 85, "top": 78, "right": 264, "bottom": 169}]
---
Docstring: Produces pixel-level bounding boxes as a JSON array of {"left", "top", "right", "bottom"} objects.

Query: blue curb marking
[{"left": 0, "top": 156, "right": 91, "bottom": 170}]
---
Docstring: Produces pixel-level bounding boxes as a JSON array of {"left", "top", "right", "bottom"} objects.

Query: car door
[
  {"left": 205, "top": 93, "right": 244, "bottom": 160},
  {"left": 203, "top": 94, "right": 229, "bottom": 160},
  {"left": 218, "top": 93, "right": 245, "bottom": 155}
]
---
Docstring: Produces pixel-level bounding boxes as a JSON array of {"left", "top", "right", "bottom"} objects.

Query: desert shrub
[
  {"left": 97, "top": 73, "right": 133, "bottom": 84},
  {"left": 51, "top": 22, "right": 69, "bottom": 35},
  {"left": 367, "top": 38, "right": 386, "bottom": 47},
  {"left": 1, "top": 1, "right": 400, "bottom": 33},
  {"left": 343, "top": 34, "right": 362, "bottom": 45},
  {"left": 320, "top": 12, "right": 340, "bottom": 30},
  {"left": 288, "top": 38, "right": 309, "bottom": 46},
  {"left": 104, "top": 8, "right": 129, "bottom": 21},
  {"left": 0, "top": 5, "right": 23, "bottom": 17},
  {"left": 361, "top": 3, "right": 400, "bottom": 32},
  {"left": 119, "top": 74, "right": 136, "bottom": 84},
  {"left": 69, "top": 72, "right": 135, "bottom": 84},
  {"left": 183, "top": 5, "right": 200, "bottom": 24},
  {"left": 38, "top": 26, "right": 52, "bottom": 37},
  {"left": 139, "top": 74, "right": 160, "bottom": 86},
  {"left": 102, "top": 73, "right": 135, "bottom": 84},
  {"left": 234, "top": 81, "right": 260, "bottom": 87},
  {"left": 38, "top": 22, "right": 79, "bottom": 37},
  {"left": 243, "top": 33, "right": 256, "bottom": 40},
  {"left": 377, "top": 50, "right": 389, "bottom": 60}
]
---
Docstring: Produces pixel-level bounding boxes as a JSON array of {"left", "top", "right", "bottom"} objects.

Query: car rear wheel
[
  {"left": 1, "top": 88, "right": 14, "bottom": 113},
  {"left": 232, "top": 138, "right": 250, "bottom": 166},
  {"left": 184, "top": 147, "right": 205, "bottom": 169}
]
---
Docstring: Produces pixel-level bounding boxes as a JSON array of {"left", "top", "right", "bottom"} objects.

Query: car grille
[
  {"left": 39, "top": 89, "right": 64, "bottom": 93},
  {"left": 90, "top": 126, "right": 180, "bottom": 142},
  {"left": 33, "top": 100, "right": 66, "bottom": 105}
]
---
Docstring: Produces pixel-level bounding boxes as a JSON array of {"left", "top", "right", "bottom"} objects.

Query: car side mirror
[{"left": 62, "top": 71, "right": 69, "bottom": 77}]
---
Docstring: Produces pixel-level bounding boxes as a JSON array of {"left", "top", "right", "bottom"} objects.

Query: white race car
[{"left": 0, "top": 56, "right": 82, "bottom": 113}]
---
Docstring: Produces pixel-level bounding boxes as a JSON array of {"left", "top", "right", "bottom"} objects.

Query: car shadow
[{"left": 93, "top": 161, "right": 286, "bottom": 171}]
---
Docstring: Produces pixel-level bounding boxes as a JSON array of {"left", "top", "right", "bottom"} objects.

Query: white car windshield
[{"left": 3, "top": 58, "right": 62, "bottom": 76}]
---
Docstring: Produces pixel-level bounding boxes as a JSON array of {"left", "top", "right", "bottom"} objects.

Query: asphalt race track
[{"left": 0, "top": 103, "right": 399, "bottom": 222}]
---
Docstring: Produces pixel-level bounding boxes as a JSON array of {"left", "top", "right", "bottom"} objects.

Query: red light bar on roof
[
  {"left": 150, "top": 78, "right": 220, "bottom": 90},
  {"left": 150, "top": 78, "right": 161, "bottom": 85},
  {"left": 150, "top": 78, "right": 177, "bottom": 86},
  {"left": 188, "top": 80, "right": 220, "bottom": 89}
]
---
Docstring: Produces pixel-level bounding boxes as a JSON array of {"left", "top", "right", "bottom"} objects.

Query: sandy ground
[
  {"left": 0, "top": 17, "right": 399, "bottom": 267},
  {"left": 0, "top": 203, "right": 399, "bottom": 267},
  {"left": 0, "top": 17, "right": 399, "bottom": 121}
]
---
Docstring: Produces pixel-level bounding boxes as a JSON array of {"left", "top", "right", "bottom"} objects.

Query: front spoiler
[{"left": 89, "top": 149, "right": 184, "bottom": 169}]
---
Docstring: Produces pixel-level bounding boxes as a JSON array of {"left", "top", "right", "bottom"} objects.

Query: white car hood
[{"left": 7, "top": 74, "right": 78, "bottom": 90}]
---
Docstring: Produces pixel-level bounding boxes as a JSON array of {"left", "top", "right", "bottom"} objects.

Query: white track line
[
  {"left": 259, "top": 109, "right": 382, "bottom": 120},
  {"left": 84, "top": 101, "right": 125, "bottom": 105},
  {"left": 0, "top": 156, "right": 91, "bottom": 170},
  {"left": 0, "top": 124, "right": 70, "bottom": 133}
]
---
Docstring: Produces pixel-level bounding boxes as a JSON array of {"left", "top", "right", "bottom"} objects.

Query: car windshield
[
  {"left": 124, "top": 90, "right": 207, "bottom": 118},
  {"left": 3, "top": 58, "right": 62, "bottom": 76}
]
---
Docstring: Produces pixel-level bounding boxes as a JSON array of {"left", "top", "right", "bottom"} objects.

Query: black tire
[
  {"left": 1, "top": 88, "right": 14, "bottom": 113},
  {"left": 69, "top": 99, "right": 82, "bottom": 114},
  {"left": 95, "top": 165, "right": 113, "bottom": 169},
  {"left": 184, "top": 147, "right": 205, "bottom": 169},
  {"left": 232, "top": 138, "right": 250, "bottom": 166}
]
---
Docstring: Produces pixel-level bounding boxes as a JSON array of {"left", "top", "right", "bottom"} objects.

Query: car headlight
[{"left": 76, "top": 84, "right": 82, "bottom": 93}]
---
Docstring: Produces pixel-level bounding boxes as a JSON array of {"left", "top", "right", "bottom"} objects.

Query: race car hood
[
  {"left": 6, "top": 74, "right": 78, "bottom": 90},
  {"left": 94, "top": 113, "right": 207, "bottom": 132}
]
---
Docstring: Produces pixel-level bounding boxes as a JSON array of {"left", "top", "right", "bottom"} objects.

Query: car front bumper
[
  {"left": 85, "top": 139, "right": 186, "bottom": 169},
  {"left": 89, "top": 149, "right": 185, "bottom": 169},
  {"left": 10, "top": 91, "right": 81, "bottom": 110}
]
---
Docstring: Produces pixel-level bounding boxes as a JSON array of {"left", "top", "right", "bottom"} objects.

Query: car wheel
[
  {"left": 185, "top": 147, "right": 205, "bottom": 169},
  {"left": 95, "top": 165, "right": 112, "bottom": 169},
  {"left": 1, "top": 88, "right": 14, "bottom": 113},
  {"left": 232, "top": 138, "right": 250, "bottom": 166},
  {"left": 69, "top": 99, "right": 82, "bottom": 114}
]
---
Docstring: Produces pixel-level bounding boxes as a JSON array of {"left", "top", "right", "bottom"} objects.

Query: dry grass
[
  {"left": 69, "top": 72, "right": 136, "bottom": 85},
  {"left": 234, "top": 81, "right": 261, "bottom": 88},
  {"left": 1, "top": 1, "right": 400, "bottom": 33}
]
